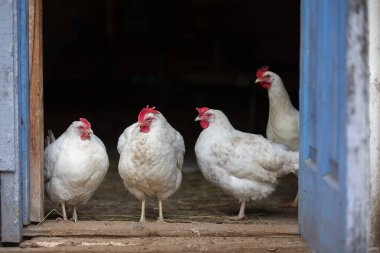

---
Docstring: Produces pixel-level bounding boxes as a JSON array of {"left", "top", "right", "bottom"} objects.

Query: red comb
[
  {"left": 80, "top": 118, "right": 91, "bottom": 129},
  {"left": 256, "top": 66, "right": 269, "bottom": 78},
  {"left": 196, "top": 107, "right": 210, "bottom": 116},
  {"left": 138, "top": 105, "right": 160, "bottom": 122}
]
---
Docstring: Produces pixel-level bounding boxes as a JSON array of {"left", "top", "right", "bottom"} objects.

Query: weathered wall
[
  {"left": 369, "top": 0, "right": 380, "bottom": 249},
  {"left": 0, "top": 0, "right": 23, "bottom": 243},
  {"left": 344, "top": 0, "right": 370, "bottom": 251}
]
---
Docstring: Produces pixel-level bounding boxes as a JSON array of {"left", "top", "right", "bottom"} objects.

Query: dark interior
[
  {"left": 43, "top": 0, "right": 300, "bottom": 160},
  {"left": 43, "top": 0, "right": 300, "bottom": 184},
  {"left": 42, "top": 0, "right": 300, "bottom": 221}
]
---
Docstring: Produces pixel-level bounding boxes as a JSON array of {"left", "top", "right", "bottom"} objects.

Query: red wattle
[
  {"left": 200, "top": 120, "right": 209, "bottom": 129},
  {"left": 80, "top": 133, "right": 90, "bottom": 140},
  {"left": 140, "top": 126, "right": 150, "bottom": 133},
  {"left": 261, "top": 82, "right": 271, "bottom": 89}
]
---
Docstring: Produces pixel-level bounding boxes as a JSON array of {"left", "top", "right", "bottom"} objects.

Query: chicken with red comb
[
  {"left": 195, "top": 107, "right": 299, "bottom": 220},
  {"left": 118, "top": 106, "right": 185, "bottom": 223},
  {"left": 255, "top": 67, "right": 299, "bottom": 207},
  {"left": 138, "top": 105, "right": 160, "bottom": 123},
  {"left": 44, "top": 118, "right": 109, "bottom": 222},
  {"left": 196, "top": 107, "right": 210, "bottom": 117},
  {"left": 256, "top": 66, "right": 269, "bottom": 79},
  {"left": 80, "top": 118, "right": 91, "bottom": 129}
]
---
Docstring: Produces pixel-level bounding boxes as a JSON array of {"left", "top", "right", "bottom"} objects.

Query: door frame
[
  {"left": 0, "top": 0, "right": 30, "bottom": 242},
  {"left": 29, "top": 0, "right": 44, "bottom": 223},
  {"left": 299, "top": 0, "right": 372, "bottom": 252},
  {"left": 0, "top": 0, "right": 378, "bottom": 247},
  {"left": 369, "top": 0, "right": 380, "bottom": 249}
]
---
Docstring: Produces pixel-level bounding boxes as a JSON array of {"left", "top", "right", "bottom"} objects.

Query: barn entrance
[
  {"left": 24, "top": 0, "right": 307, "bottom": 251},
  {"left": 41, "top": 0, "right": 300, "bottom": 218},
  {"left": 0, "top": 0, "right": 375, "bottom": 250}
]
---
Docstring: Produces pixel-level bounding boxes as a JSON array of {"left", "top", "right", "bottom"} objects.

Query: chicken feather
[
  {"left": 44, "top": 119, "right": 109, "bottom": 222},
  {"left": 195, "top": 108, "right": 298, "bottom": 219},
  {"left": 118, "top": 107, "right": 185, "bottom": 223}
]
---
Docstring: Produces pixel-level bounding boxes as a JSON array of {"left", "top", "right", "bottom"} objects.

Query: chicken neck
[{"left": 268, "top": 80, "right": 296, "bottom": 114}]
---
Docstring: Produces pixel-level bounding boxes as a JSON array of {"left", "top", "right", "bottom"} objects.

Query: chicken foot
[
  {"left": 61, "top": 202, "right": 68, "bottom": 221},
  {"left": 280, "top": 191, "right": 299, "bottom": 208},
  {"left": 156, "top": 199, "right": 165, "bottom": 223},
  {"left": 230, "top": 201, "right": 247, "bottom": 220},
  {"left": 70, "top": 205, "right": 78, "bottom": 222}
]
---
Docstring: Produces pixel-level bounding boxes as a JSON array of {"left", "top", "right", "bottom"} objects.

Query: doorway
[{"left": 41, "top": 0, "right": 300, "bottom": 224}]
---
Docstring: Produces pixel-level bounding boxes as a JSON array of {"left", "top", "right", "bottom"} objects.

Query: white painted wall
[
  {"left": 369, "top": 0, "right": 380, "bottom": 249},
  {"left": 345, "top": 1, "right": 370, "bottom": 251}
]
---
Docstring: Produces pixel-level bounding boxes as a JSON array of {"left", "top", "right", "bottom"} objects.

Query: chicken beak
[
  {"left": 255, "top": 78, "right": 261, "bottom": 83},
  {"left": 195, "top": 116, "right": 201, "bottom": 121},
  {"left": 89, "top": 129, "right": 94, "bottom": 134}
]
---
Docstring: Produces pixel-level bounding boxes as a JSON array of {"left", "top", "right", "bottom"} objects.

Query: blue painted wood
[
  {"left": 0, "top": 0, "right": 24, "bottom": 243},
  {"left": 0, "top": 0, "right": 18, "bottom": 173},
  {"left": 1, "top": 173, "right": 23, "bottom": 243},
  {"left": 299, "top": 0, "right": 369, "bottom": 252},
  {"left": 17, "top": 0, "right": 30, "bottom": 226},
  {"left": 300, "top": 0, "right": 346, "bottom": 250}
]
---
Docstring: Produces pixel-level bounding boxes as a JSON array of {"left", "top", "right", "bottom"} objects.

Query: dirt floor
[
  {"left": 5, "top": 152, "right": 308, "bottom": 252},
  {"left": 43, "top": 152, "right": 299, "bottom": 224}
]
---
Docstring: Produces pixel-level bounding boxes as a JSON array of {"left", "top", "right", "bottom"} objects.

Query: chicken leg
[
  {"left": 230, "top": 201, "right": 246, "bottom": 220},
  {"left": 139, "top": 200, "right": 146, "bottom": 223},
  {"left": 61, "top": 202, "right": 68, "bottom": 220},
  {"left": 71, "top": 205, "right": 78, "bottom": 222},
  {"left": 290, "top": 192, "right": 299, "bottom": 208},
  {"left": 156, "top": 199, "right": 165, "bottom": 223}
]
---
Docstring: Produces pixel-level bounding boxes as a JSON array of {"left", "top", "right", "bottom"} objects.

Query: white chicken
[
  {"left": 117, "top": 106, "right": 185, "bottom": 223},
  {"left": 255, "top": 66, "right": 299, "bottom": 150},
  {"left": 44, "top": 118, "right": 109, "bottom": 222},
  {"left": 255, "top": 66, "right": 299, "bottom": 207},
  {"left": 194, "top": 107, "right": 298, "bottom": 220}
]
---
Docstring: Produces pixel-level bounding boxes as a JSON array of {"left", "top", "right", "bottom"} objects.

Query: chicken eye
[{"left": 205, "top": 113, "right": 212, "bottom": 118}]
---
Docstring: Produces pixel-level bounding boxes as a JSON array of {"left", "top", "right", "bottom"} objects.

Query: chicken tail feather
[
  {"left": 279, "top": 150, "right": 299, "bottom": 177},
  {"left": 45, "top": 129, "right": 56, "bottom": 146}
]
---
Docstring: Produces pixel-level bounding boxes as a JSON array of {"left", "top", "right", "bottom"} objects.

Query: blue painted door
[
  {"left": 0, "top": 0, "right": 29, "bottom": 242},
  {"left": 299, "top": 0, "right": 369, "bottom": 252}
]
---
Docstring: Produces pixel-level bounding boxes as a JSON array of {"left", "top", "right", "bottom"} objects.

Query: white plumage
[
  {"left": 194, "top": 108, "right": 298, "bottom": 220},
  {"left": 255, "top": 67, "right": 299, "bottom": 151},
  {"left": 44, "top": 118, "right": 109, "bottom": 222},
  {"left": 117, "top": 106, "right": 185, "bottom": 223},
  {"left": 255, "top": 67, "right": 299, "bottom": 206}
]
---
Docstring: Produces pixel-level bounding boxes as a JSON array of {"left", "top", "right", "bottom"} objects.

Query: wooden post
[
  {"left": 20, "top": 0, "right": 30, "bottom": 227},
  {"left": 29, "top": 0, "right": 44, "bottom": 223}
]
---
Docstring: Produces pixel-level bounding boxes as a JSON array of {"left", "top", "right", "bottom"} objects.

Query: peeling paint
[
  {"left": 345, "top": 0, "right": 370, "bottom": 252},
  {"left": 369, "top": 0, "right": 380, "bottom": 248},
  {"left": 0, "top": 0, "right": 24, "bottom": 243}
]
